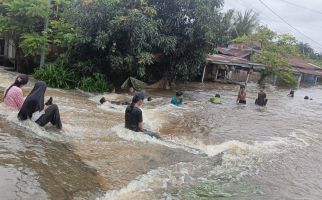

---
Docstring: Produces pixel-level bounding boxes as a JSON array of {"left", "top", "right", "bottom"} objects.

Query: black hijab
[
  {"left": 18, "top": 81, "right": 47, "bottom": 120},
  {"left": 4, "top": 74, "right": 29, "bottom": 98}
]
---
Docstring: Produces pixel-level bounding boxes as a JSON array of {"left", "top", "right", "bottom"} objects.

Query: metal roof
[
  {"left": 289, "top": 56, "right": 322, "bottom": 76},
  {"left": 207, "top": 54, "right": 265, "bottom": 69},
  {"left": 217, "top": 47, "right": 253, "bottom": 58}
]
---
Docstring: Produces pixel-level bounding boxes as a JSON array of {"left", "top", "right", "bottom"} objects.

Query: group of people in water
[
  {"left": 3, "top": 75, "right": 62, "bottom": 130},
  {"left": 209, "top": 84, "right": 268, "bottom": 106},
  {"left": 2, "top": 74, "right": 311, "bottom": 139}
]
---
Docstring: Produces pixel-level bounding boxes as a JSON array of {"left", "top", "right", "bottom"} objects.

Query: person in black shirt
[
  {"left": 255, "top": 86, "right": 268, "bottom": 106},
  {"left": 125, "top": 92, "right": 161, "bottom": 139}
]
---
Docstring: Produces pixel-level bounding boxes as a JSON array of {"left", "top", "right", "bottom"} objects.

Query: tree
[
  {"left": 232, "top": 10, "right": 259, "bottom": 39},
  {"left": 0, "top": 0, "right": 51, "bottom": 72},
  {"left": 66, "top": 0, "right": 225, "bottom": 84},
  {"left": 234, "top": 26, "right": 299, "bottom": 87},
  {"left": 147, "top": 0, "right": 224, "bottom": 82}
]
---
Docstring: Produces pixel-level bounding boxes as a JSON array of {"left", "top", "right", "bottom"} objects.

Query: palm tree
[{"left": 232, "top": 10, "right": 259, "bottom": 39}]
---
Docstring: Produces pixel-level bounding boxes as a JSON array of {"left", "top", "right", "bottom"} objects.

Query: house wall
[
  {"left": 301, "top": 74, "right": 317, "bottom": 84},
  {"left": 204, "top": 64, "right": 222, "bottom": 81},
  {"left": 317, "top": 77, "right": 322, "bottom": 83},
  {"left": 230, "top": 70, "right": 261, "bottom": 83},
  {"left": 204, "top": 64, "right": 261, "bottom": 83}
]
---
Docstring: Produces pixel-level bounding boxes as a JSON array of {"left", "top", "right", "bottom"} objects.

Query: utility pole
[{"left": 40, "top": 0, "right": 51, "bottom": 68}]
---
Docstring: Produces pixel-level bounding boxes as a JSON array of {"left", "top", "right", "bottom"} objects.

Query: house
[
  {"left": 289, "top": 57, "right": 322, "bottom": 85},
  {"left": 201, "top": 54, "right": 265, "bottom": 84},
  {"left": 0, "top": 32, "right": 16, "bottom": 68},
  {"left": 217, "top": 47, "right": 254, "bottom": 60}
]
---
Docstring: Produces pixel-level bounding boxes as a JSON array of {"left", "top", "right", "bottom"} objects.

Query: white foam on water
[
  {"left": 97, "top": 166, "right": 169, "bottom": 200},
  {"left": 110, "top": 122, "right": 300, "bottom": 159},
  {"left": 159, "top": 135, "right": 293, "bottom": 157},
  {"left": 110, "top": 125, "right": 202, "bottom": 155},
  {"left": 0, "top": 104, "right": 64, "bottom": 142},
  {"left": 289, "top": 131, "right": 311, "bottom": 147},
  {"left": 97, "top": 137, "right": 286, "bottom": 200}
]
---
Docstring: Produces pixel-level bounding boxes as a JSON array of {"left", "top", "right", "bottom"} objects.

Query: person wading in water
[
  {"left": 236, "top": 85, "right": 247, "bottom": 104},
  {"left": 255, "top": 86, "right": 268, "bottom": 106},
  {"left": 125, "top": 92, "right": 161, "bottom": 139},
  {"left": 18, "top": 81, "right": 62, "bottom": 130},
  {"left": 3, "top": 74, "right": 29, "bottom": 110}
]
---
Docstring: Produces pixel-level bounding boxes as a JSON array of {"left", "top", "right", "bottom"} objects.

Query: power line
[
  {"left": 235, "top": 0, "right": 279, "bottom": 23},
  {"left": 275, "top": 0, "right": 322, "bottom": 15},
  {"left": 258, "top": 0, "right": 322, "bottom": 48}
]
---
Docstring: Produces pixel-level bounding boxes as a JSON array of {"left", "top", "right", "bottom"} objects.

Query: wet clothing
[
  {"left": 18, "top": 81, "right": 62, "bottom": 129},
  {"left": 4, "top": 86, "right": 24, "bottom": 110},
  {"left": 239, "top": 100, "right": 246, "bottom": 104},
  {"left": 18, "top": 81, "right": 46, "bottom": 120},
  {"left": 210, "top": 97, "right": 221, "bottom": 104},
  {"left": 255, "top": 92, "right": 268, "bottom": 106},
  {"left": 144, "top": 131, "right": 161, "bottom": 139},
  {"left": 171, "top": 97, "right": 183, "bottom": 106},
  {"left": 35, "top": 104, "right": 62, "bottom": 129},
  {"left": 125, "top": 105, "right": 143, "bottom": 132}
]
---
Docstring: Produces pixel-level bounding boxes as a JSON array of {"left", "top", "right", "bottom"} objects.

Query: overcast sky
[{"left": 224, "top": 0, "right": 322, "bottom": 53}]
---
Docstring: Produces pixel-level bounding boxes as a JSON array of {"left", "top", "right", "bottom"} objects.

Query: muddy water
[{"left": 1, "top": 68, "right": 322, "bottom": 199}]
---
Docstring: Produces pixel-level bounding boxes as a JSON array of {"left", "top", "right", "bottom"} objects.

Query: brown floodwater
[{"left": 1, "top": 68, "right": 322, "bottom": 199}]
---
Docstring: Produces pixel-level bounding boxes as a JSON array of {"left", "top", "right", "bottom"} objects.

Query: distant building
[
  {"left": 289, "top": 57, "right": 322, "bottom": 85},
  {"left": 201, "top": 46, "right": 264, "bottom": 84},
  {"left": 202, "top": 53, "right": 264, "bottom": 85}
]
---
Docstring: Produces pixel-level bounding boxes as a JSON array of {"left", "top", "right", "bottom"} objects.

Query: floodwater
[{"left": 1, "top": 68, "right": 322, "bottom": 199}]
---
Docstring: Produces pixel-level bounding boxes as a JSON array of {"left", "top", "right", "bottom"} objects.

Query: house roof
[
  {"left": 289, "top": 56, "right": 322, "bottom": 76},
  {"left": 289, "top": 56, "right": 322, "bottom": 70},
  {"left": 217, "top": 47, "right": 253, "bottom": 58},
  {"left": 207, "top": 54, "right": 264, "bottom": 69}
]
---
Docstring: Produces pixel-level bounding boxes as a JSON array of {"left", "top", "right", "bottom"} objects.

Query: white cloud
[{"left": 223, "top": 0, "right": 322, "bottom": 53}]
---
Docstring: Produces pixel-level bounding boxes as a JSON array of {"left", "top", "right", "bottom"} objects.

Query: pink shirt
[{"left": 4, "top": 86, "right": 24, "bottom": 111}]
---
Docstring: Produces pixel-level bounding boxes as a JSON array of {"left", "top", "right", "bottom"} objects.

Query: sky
[{"left": 224, "top": 0, "right": 322, "bottom": 53}]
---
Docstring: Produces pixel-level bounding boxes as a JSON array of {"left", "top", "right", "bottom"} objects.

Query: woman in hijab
[
  {"left": 4, "top": 74, "right": 29, "bottom": 110},
  {"left": 18, "top": 81, "right": 62, "bottom": 129}
]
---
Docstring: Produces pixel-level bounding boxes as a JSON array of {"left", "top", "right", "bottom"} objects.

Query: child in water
[
  {"left": 210, "top": 94, "right": 222, "bottom": 104},
  {"left": 255, "top": 86, "right": 268, "bottom": 106},
  {"left": 236, "top": 85, "right": 246, "bottom": 104},
  {"left": 171, "top": 91, "right": 183, "bottom": 106}
]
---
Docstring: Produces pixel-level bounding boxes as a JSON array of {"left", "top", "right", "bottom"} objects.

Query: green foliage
[
  {"left": 234, "top": 26, "right": 298, "bottom": 87},
  {"left": 77, "top": 73, "right": 112, "bottom": 93},
  {"left": 34, "top": 63, "right": 75, "bottom": 88},
  {"left": 20, "top": 33, "right": 49, "bottom": 56},
  {"left": 47, "top": 19, "right": 77, "bottom": 48},
  {"left": 232, "top": 10, "right": 259, "bottom": 38},
  {"left": 65, "top": 0, "right": 224, "bottom": 83},
  {"left": 0, "top": 0, "right": 50, "bottom": 33},
  {"left": 276, "top": 71, "right": 298, "bottom": 87}
]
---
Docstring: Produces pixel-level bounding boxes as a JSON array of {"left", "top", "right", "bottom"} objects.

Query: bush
[
  {"left": 77, "top": 73, "right": 113, "bottom": 93},
  {"left": 276, "top": 71, "right": 298, "bottom": 87},
  {"left": 34, "top": 63, "right": 76, "bottom": 88}
]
